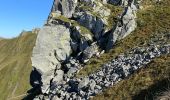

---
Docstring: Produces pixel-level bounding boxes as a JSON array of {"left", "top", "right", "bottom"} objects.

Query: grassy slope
[
  {"left": 75, "top": 0, "right": 170, "bottom": 99},
  {"left": 0, "top": 33, "right": 37, "bottom": 100},
  {"left": 78, "top": 0, "right": 170, "bottom": 77}
]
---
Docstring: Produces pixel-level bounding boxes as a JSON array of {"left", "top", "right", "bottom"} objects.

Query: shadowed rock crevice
[{"left": 30, "top": 68, "right": 42, "bottom": 88}]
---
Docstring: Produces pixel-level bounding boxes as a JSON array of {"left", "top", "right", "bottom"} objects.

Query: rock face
[
  {"left": 28, "top": 0, "right": 144, "bottom": 99},
  {"left": 51, "top": 0, "right": 78, "bottom": 18},
  {"left": 76, "top": 12, "right": 105, "bottom": 40},
  {"left": 106, "top": 0, "right": 138, "bottom": 50},
  {"left": 82, "top": 42, "right": 99, "bottom": 62},
  {"left": 31, "top": 25, "right": 72, "bottom": 93}
]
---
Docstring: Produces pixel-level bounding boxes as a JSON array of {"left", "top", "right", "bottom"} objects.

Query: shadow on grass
[{"left": 133, "top": 78, "right": 170, "bottom": 100}]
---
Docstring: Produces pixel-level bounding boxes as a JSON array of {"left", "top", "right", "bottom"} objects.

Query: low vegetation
[
  {"left": 93, "top": 54, "right": 170, "bottom": 100},
  {"left": 79, "top": 0, "right": 123, "bottom": 30},
  {"left": 0, "top": 33, "right": 37, "bottom": 100},
  {"left": 53, "top": 15, "right": 93, "bottom": 36}
]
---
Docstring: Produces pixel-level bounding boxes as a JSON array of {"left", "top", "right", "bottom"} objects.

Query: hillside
[
  {"left": 27, "top": 0, "right": 170, "bottom": 100},
  {"left": 92, "top": 0, "right": 170, "bottom": 99},
  {"left": 0, "top": 0, "right": 170, "bottom": 100},
  {"left": 0, "top": 33, "right": 37, "bottom": 100}
]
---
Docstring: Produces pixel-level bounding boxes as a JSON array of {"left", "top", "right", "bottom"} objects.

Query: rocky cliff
[{"left": 25, "top": 0, "right": 170, "bottom": 100}]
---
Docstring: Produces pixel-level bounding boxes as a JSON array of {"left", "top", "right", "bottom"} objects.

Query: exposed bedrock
[
  {"left": 29, "top": 0, "right": 144, "bottom": 99},
  {"left": 51, "top": 0, "right": 78, "bottom": 18},
  {"left": 106, "top": 0, "right": 138, "bottom": 50}
]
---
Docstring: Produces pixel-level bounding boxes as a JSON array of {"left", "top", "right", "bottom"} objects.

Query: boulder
[
  {"left": 31, "top": 25, "right": 72, "bottom": 93},
  {"left": 82, "top": 42, "right": 99, "bottom": 62},
  {"left": 78, "top": 77, "right": 90, "bottom": 89}
]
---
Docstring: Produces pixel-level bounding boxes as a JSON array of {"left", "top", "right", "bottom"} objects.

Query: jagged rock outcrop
[
  {"left": 106, "top": 0, "right": 137, "bottom": 50},
  {"left": 28, "top": 0, "right": 143, "bottom": 99},
  {"left": 51, "top": 0, "right": 78, "bottom": 18},
  {"left": 76, "top": 12, "right": 105, "bottom": 40}
]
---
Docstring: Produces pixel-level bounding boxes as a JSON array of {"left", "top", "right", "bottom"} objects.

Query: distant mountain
[
  {"left": 0, "top": 37, "right": 4, "bottom": 40},
  {"left": 0, "top": 32, "right": 37, "bottom": 100}
]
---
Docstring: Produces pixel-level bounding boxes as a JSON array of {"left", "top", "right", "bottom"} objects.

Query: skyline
[{"left": 0, "top": 0, "right": 53, "bottom": 38}]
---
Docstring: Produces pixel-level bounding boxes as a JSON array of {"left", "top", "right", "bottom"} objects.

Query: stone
[
  {"left": 89, "top": 80, "right": 96, "bottom": 91},
  {"left": 53, "top": 70, "right": 64, "bottom": 83},
  {"left": 82, "top": 42, "right": 99, "bottom": 61},
  {"left": 97, "top": 71, "right": 104, "bottom": 76},
  {"left": 79, "top": 77, "right": 90, "bottom": 89},
  {"left": 77, "top": 12, "right": 105, "bottom": 40},
  {"left": 79, "top": 38, "right": 90, "bottom": 52},
  {"left": 52, "top": 96, "right": 62, "bottom": 100},
  {"left": 51, "top": 0, "right": 78, "bottom": 18},
  {"left": 67, "top": 67, "right": 78, "bottom": 78},
  {"left": 106, "top": 2, "right": 137, "bottom": 51},
  {"left": 31, "top": 25, "right": 72, "bottom": 93},
  {"left": 95, "top": 85, "right": 102, "bottom": 90}
]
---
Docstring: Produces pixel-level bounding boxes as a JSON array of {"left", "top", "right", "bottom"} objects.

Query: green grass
[
  {"left": 103, "top": 3, "right": 123, "bottom": 30},
  {"left": 0, "top": 32, "right": 37, "bottom": 100},
  {"left": 54, "top": 15, "right": 93, "bottom": 37}
]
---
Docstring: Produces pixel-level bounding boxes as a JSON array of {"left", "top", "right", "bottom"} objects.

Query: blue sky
[{"left": 0, "top": 0, "right": 53, "bottom": 38}]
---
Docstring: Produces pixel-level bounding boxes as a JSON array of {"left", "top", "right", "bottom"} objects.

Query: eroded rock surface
[
  {"left": 28, "top": 0, "right": 145, "bottom": 99},
  {"left": 51, "top": 0, "right": 78, "bottom": 18},
  {"left": 106, "top": 0, "right": 138, "bottom": 50},
  {"left": 31, "top": 25, "right": 72, "bottom": 93}
]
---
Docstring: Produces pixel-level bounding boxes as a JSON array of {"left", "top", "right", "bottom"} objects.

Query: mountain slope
[
  {"left": 0, "top": 33, "right": 37, "bottom": 100},
  {"left": 27, "top": 0, "right": 170, "bottom": 100},
  {"left": 78, "top": 0, "right": 170, "bottom": 77},
  {"left": 0, "top": 0, "right": 170, "bottom": 100}
]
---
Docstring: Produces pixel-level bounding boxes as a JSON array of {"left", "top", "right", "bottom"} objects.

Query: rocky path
[{"left": 34, "top": 44, "right": 170, "bottom": 100}]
